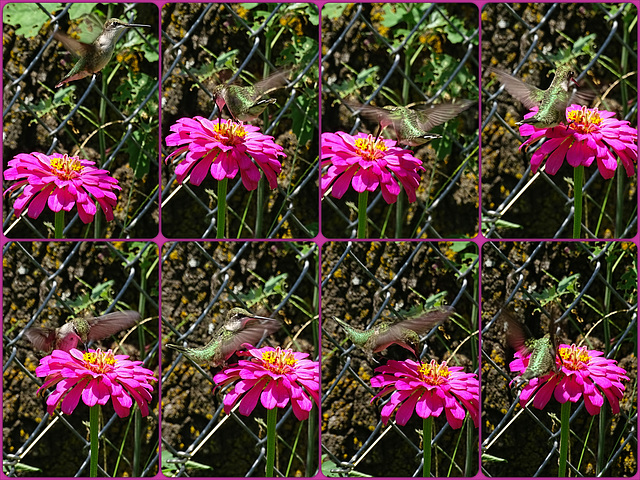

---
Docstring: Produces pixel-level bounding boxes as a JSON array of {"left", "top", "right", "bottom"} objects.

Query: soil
[
  {"left": 160, "top": 241, "right": 319, "bottom": 476},
  {"left": 2, "top": 3, "right": 160, "bottom": 239},
  {"left": 160, "top": 3, "right": 319, "bottom": 239},
  {"left": 321, "top": 241, "right": 479, "bottom": 476},
  {"left": 481, "top": 241, "right": 637, "bottom": 476},
  {"left": 481, "top": 3, "right": 638, "bottom": 238},
  {"left": 2, "top": 241, "right": 160, "bottom": 476}
]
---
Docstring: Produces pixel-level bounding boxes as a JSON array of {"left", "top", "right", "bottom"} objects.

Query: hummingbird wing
[
  {"left": 24, "top": 327, "right": 57, "bottom": 352},
  {"left": 252, "top": 69, "right": 290, "bottom": 97},
  {"left": 488, "top": 67, "right": 545, "bottom": 109},
  {"left": 413, "top": 100, "right": 475, "bottom": 131},
  {"left": 502, "top": 308, "right": 533, "bottom": 354},
  {"left": 85, "top": 311, "right": 140, "bottom": 341},
  {"left": 53, "top": 31, "right": 93, "bottom": 57},
  {"left": 372, "top": 307, "right": 455, "bottom": 351},
  {"left": 220, "top": 318, "right": 282, "bottom": 352}
]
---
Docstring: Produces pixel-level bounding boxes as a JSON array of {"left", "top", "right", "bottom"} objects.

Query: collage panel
[
  {"left": 481, "top": 3, "right": 638, "bottom": 239},
  {"left": 2, "top": 3, "right": 160, "bottom": 239},
  {"left": 322, "top": 241, "right": 479, "bottom": 476},
  {"left": 481, "top": 241, "right": 637, "bottom": 476},
  {"left": 161, "top": 241, "right": 319, "bottom": 476},
  {"left": 161, "top": 3, "right": 319, "bottom": 240},
  {"left": 321, "top": 3, "right": 480, "bottom": 239},
  {"left": 2, "top": 240, "right": 160, "bottom": 476}
]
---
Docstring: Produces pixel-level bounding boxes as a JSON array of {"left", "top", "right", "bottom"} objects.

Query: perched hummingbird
[
  {"left": 351, "top": 100, "right": 475, "bottom": 146},
  {"left": 213, "top": 70, "right": 289, "bottom": 122},
  {"left": 25, "top": 310, "right": 140, "bottom": 352},
  {"left": 502, "top": 309, "right": 558, "bottom": 388},
  {"left": 54, "top": 18, "right": 150, "bottom": 88},
  {"left": 334, "top": 307, "right": 454, "bottom": 361},
  {"left": 167, "top": 308, "right": 282, "bottom": 367},
  {"left": 489, "top": 64, "right": 592, "bottom": 128}
]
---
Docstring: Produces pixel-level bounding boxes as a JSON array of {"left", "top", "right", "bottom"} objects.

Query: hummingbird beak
[{"left": 124, "top": 23, "right": 151, "bottom": 28}]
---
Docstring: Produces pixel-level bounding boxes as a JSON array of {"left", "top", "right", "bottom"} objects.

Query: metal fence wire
[
  {"left": 2, "top": 3, "right": 160, "bottom": 239},
  {"left": 481, "top": 241, "right": 637, "bottom": 477},
  {"left": 160, "top": 240, "right": 319, "bottom": 477},
  {"left": 2, "top": 240, "right": 160, "bottom": 477},
  {"left": 481, "top": 2, "right": 638, "bottom": 239},
  {"left": 321, "top": 3, "right": 480, "bottom": 239},
  {"left": 160, "top": 3, "right": 319, "bottom": 239},
  {"left": 321, "top": 241, "right": 479, "bottom": 477}
]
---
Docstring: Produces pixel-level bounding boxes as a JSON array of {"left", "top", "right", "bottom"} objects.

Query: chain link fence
[
  {"left": 321, "top": 3, "right": 479, "bottom": 239},
  {"left": 481, "top": 241, "right": 637, "bottom": 476},
  {"left": 2, "top": 240, "right": 160, "bottom": 476},
  {"left": 321, "top": 241, "right": 479, "bottom": 476},
  {"left": 2, "top": 3, "right": 160, "bottom": 239},
  {"left": 482, "top": 2, "right": 638, "bottom": 239},
  {"left": 160, "top": 240, "right": 319, "bottom": 477},
  {"left": 160, "top": 3, "right": 319, "bottom": 239}
]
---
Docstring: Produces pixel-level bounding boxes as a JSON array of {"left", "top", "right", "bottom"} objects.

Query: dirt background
[
  {"left": 481, "top": 241, "right": 637, "bottom": 476},
  {"left": 321, "top": 241, "right": 479, "bottom": 476},
  {"left": 321, "top": 3, "right": 480, "bottom": 239},
  {"left": 2, "top": 241, "right": 160, "bottom": 476},
  {"left": 160, "top": 241, "right": 319, "bottom": 476},
  {"left": 160, "top": 3, "right": 319, "bottom": 239},
  {"left": 482, "top": 3, "right": 637, "bottom": 238},
  {"left": 2, "top": 3, "right": 160, "bottom": 239}
]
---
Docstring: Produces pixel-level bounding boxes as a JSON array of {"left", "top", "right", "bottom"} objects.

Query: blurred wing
[
  {"left": 375, "top": 307, "right": 454, "bottom": 347},
  {"left": 567, "top": 88, "right": 596, "bottom": 107},
  {"left": 86, "top": 311, "right": 140, "bottom": 341},
  {"left": 502, "top": 309, "right": 532, "bottom": 354},
  {"left": 489, "top": 67, "right": 544, "bottom": 109},
  {"left": 347, "top": 102, "right": 394, "bottom": 129},
  {"left": 53, "top": 31, "right": 92, "bottom": 57},
  {"left": 220, "top": 318, "right": 282, "bottom": 355},
  {"left": 24, "top": 327, "right": 56, "bottom": 351},
  {"left": 253, "top": 69, "right": 290, "bottom": 96},
  {"left": 413, "top": 100, "right": 475, "bottom": 131}
]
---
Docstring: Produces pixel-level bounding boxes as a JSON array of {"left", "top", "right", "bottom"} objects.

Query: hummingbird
[
  {"left": 334, "top": 307, "right": 454, "bottom": 362},
  {"left": 489, "top": 64, "right": 592, "bottom": 128},
  {"left": 54, "top": 18, "right": 150, "bottom": 88},
  {"left": 24, "top": 310, "right": 140, "bottom": 352},
  {"left": 502, "top": 309, "right": 558, "bottom": 388},
  {"left": 213, "top": 70, "right": 289, "bottom": 122},
  {"left": 350, "top": 100, "right": 475, "bottom": 146},
  {"left": 167, "top": 307, "right": 282, "bottom": 367}
]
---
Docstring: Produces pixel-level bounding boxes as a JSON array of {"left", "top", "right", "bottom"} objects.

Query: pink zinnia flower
[
  {"left": 519, "top": 105, "right": 637, "bottom": 179},
  {"left": 321, "top": 132, "right": 426, "bottom": 204},
  {"left": 36, "top": 348, "right": 156, "bottom": 418},
  {"left": 370, "top": 359, "right": 479, "bottom": 428},
  {"left": 164, "top": 116, "right": 285, "bottom": 190},
  {"left": 510, "top": 343, "right": 629, "bottom": 415},
  {"left": 213, "top": 345, "right": 319, "bottom": 421},
  {"left": 3, "top": 152, "right": 121, "bottom": 223}
]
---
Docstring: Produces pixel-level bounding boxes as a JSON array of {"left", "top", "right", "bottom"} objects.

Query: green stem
[
  {"left": 558, "top": 401, "right": 571, "bottom": 477},
  {"left": 423, "top": 415, "right": 432, "bottom": 477},
  {"left": 216, "top": 178, "right": 228, "bottom": 239},
  {"left": 395, "top": 190, "right": 405, "bottom": 238},
  {"left": 255, "top": 176, "right": 265, "bottom": 238},
  {"left": 54, "top": 210, "right": 64, "bottom": 239},
  {"left": 90, "top": 404, "right": 100, "bottom": 477},
  {"left": 572, "top": 166, "right": 584, "bottom": 239},
  {"left": 266, "top": 407, "right": 278, "bottom": 477},
  {"left": 357, "top": 190, "right": 368, "bottom": 239}
]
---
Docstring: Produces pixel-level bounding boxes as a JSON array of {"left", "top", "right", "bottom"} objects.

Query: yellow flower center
[
  {"left": 418, "top": 359, "right": 450, "bottom": 385},
  {"left": 354, "top": 135, "right": 388, "bottom": 162},
  {"left": 213, "top": 121, "right": 247, "bottom": 142},
  {"left": 566, "top": 106, "right": 603, "bottom": 134},
  {"left": 261, "top": 347, "right": 297, "bottom": 373},
  {"left": 83, "top": 349, "right": 117, "bottom": 373},
  {"left": 49, "top": 154, "right": 83, "bottom": 180},
  {"left": 558, "top": 344, "right": 591, "bottom": 370}
]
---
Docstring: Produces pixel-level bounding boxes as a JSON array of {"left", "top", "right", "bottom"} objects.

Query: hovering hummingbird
[
  {"left": 502, "top": 309, "right": 558, "bottom": 388},
  {"left": 25, "top": 310, "right": 140, "bottom": 352},
  {"left": 334, "top": 307, "right": 454, "bottom": 362},
  {"left": 350, "top": 100, "right": 475, "bottom": 146},
  {"left": 167, "top": 307, "right": 282, "bottom": 367},
  {"left": 54, "top": 17, "right": 150, "bottom": 88},
  {"left": 489, "top": 64, "right": 592, "bottom": 128},
  {"left": 213, "top": 70, "right": 289, "bottom": 122}
]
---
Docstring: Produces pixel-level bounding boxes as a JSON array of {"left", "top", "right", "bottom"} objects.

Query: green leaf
[{"left": 3, "top": 3, "right": 60, "bottom": 37}]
